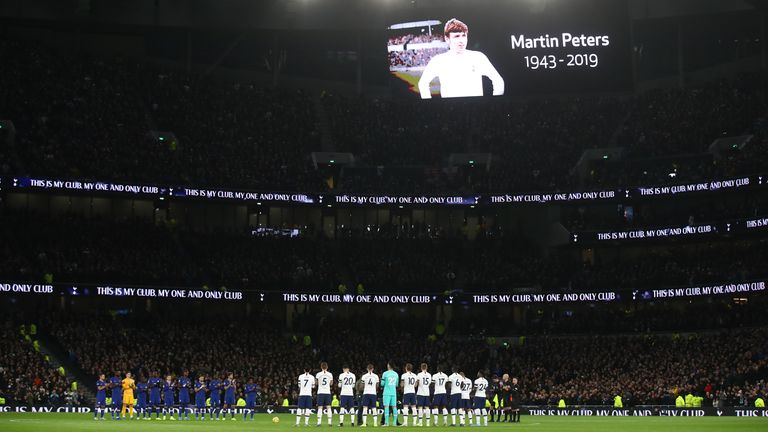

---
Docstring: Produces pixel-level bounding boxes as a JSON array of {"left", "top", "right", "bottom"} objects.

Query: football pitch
[{"left": 0, "top": 414, "right": 766, "bottom": 432}]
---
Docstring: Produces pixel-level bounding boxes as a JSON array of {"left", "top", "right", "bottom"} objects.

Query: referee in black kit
[{"left": 509, "top": 377, "right": 522, "bottom": 422}]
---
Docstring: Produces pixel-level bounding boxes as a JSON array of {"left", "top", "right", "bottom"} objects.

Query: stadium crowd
[
  {"left": 388, "top": 48, "right": 447, "bottom": 69},
  {"left": 504, "top": 330, "right": 767, "bottom": 407},
  {"left": 388, "top": 34, "right": 446, "bottom": 47},
  {"left": 0, "top": 320, "right": 80, "bottom": 406},
  {"left": 0, "top": 310, "right": 762, "bottom": 409},
  {"left": 1, "top": 32, "right": 767, "bottom": 414}
]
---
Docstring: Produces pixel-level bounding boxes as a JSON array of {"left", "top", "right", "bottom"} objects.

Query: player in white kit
[
  {"left": 431, "top": 366, "right": 450, "bottom": 426},
  {"left": 316, "top": 362, "right": 334, "bottom": 427},
  {"left": 460, "top": 372, "right": 473, "bottom": 426},
  {"left": 360, "top": 364, "right": 379, "bottom": 428},
  {"left": 400, "top": 363, "right": 418, "bottom": 426},
  {"left": 415, "top": 363, "right": 432, "bottom": 426},
  {"left": 296, "top": 367, "right": 316, "bottom": 426},
  {"left": 338, "top": 366, "right": 357, "bottom": 427},
  {"left": 418, "top": 18, "right": 504, "bottom": 99},
  {"left": 448, "top": 366, "right": 464, "bottom": 426},
  {"left": 474, "top": 371, "right": 490, "bottom": 426}
]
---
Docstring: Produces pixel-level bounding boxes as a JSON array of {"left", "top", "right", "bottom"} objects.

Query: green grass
[{"left": 0, "top": 413, "right": 766, "bottom": 432}]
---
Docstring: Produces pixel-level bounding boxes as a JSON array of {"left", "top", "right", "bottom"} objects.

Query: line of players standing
[
  {"left": 94, "top": 370, "right": 260, "bottom": 421},
  {"left": 296, "top": 361, "right": 523, "bottom": 427}
]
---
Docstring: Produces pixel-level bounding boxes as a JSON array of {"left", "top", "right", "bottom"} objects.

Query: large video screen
[{"left": 387, "top": 0, "right": 631, "bottom": 98}]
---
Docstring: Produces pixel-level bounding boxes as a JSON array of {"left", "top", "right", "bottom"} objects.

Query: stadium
[{"left": 0, "top": 0, "right": 767, "bottom": 431}]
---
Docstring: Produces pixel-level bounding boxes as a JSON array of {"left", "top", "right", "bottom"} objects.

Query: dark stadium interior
[{"left": 1, "top": 0, "right": 767, "bottom": 422}]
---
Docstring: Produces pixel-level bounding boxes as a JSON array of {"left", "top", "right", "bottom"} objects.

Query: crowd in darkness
[
  {"left": 1, "top": 40, "right": 766, "bottom": 197},
  {"left": 0, "top": 320, "right": 80, "bottom": 406},
  {"left": 563, "top": 193, "right": 768, "bottom": 231},
  {"left": 0, "top": 40, "right": 323, "bottom": 192},
  {"left": 0, "top": 211, "right": 766, "bottom": 294},
  {"left": 0, "top": 212, "right": 335, "bottom": 292},
  {"left": 0, "top": 309, "right": 761, "bottom": 408},
  {"left": 323, "top": 75, "right": 767, "bottom": 194}
]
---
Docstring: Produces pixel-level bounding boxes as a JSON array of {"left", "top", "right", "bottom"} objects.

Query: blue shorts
[
  {"left": 383, "top": 395, "right": 397, "bottom": 407},
  {"left": 196, "top": 398, "right": 206, "bottom": 409},
  {"left": 361, "top": 394, "right": 377, "bottom": 409},
  {"left": 179, "top": 392, "right": 190, "bottom": 404},
  {"left": 450, "top": 394, "right": 463, "bottom": 409},
  {"left": 473, "top": 397, "right": 486, "bottom": 410},
  {"left": 224, "top": 394, "right": 235, "bottom": 405},
  {"left": 112, "top": 393, "right": 123, "bottom": 406},
  {"left": 432, "top": 393, "right": 448, "bottom": 408},
  {"left": 136, "top": 398, "right": 146, "bottom": 409},
  {"left": 246, "top": 397, "right": 257, "bottom": 409},
  {"left": 96, "top": 396, "right": 106, "bottom": 407},
  {"left": 298, "top": 395, "right": 313, "bottom": 409},
  {"left": 164, "top": 396, "right": 174, "bottom": 407},
  {"left": 210, "top": 398, "right": 220, "bottom": 408},
  {"left": 417, "top": 395, "right": 431, "bottom": 407},
  {"left": 403, "top": 393, "right": 417, "bottom": 406},
  {"left": 317, "top": 393, "right": 332, "bottom": 406},
  {"left": 340, "top": 395, "right": 355, "bottom": 409},
  {"left": 149, "top": 394, "right": 160, "bottom": 406},
  {"left": 462, "top": 399, "right": 471, "bottom": 409}
]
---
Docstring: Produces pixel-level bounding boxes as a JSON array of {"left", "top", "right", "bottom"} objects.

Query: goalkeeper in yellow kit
[{"left": 121, "top": 372, "right": 137, "bottom": 420}]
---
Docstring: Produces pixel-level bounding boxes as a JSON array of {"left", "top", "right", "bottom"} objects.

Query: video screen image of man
[{"left": 418, "top": 18, "right": 504, "bottom": 99}]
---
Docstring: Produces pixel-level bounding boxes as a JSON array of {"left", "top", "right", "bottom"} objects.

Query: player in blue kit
[
  {"left": 195, "top": 375, "right": 207, "bottom": 420},
  {"left": 209, "top": 375, "right": 222, "bottom": 420},
  {"left": 94, "top": 374, "right": 107, "bottom": 420},
  {"left": 109, "top": 371, "right": 123, "bottom": 420},
  {"left": 223, "top": 372, "right": 237, "bottom": 420},
  {"left": 177, "top": 370, "right": 192, "bottom": 420},
  {"left": 148, "top": 371, "right": 162, "bottom": 420},
  {"left": 135, "top": 377, "right": 149, "bottom": 420},
  {"left": 244, "top": 378, "right": 259, "bottom": 421},
  {"left": 162, "top": 375, "right": 176, "bottom": 420}
]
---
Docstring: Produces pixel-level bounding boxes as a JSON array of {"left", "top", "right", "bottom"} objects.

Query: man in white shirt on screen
[{"left": 418, "top": 18, "right": 505, "bottom": 99}]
